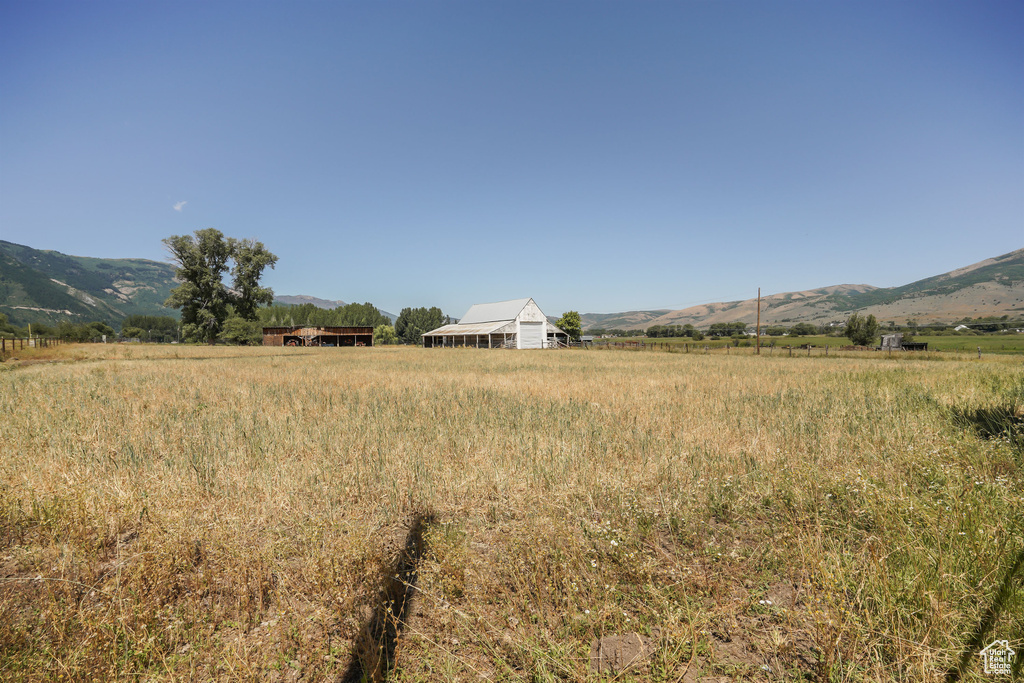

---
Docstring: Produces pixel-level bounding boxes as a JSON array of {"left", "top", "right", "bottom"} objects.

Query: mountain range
[
  {"left": 0, "top": 240, "right": 178, "bottom": 326},
  {"left": 2, "top": 240, "right": 1021, "bottom": 330},
  {"left": 580, "top": 248, "right": 1024, "bottom": 330},
  {"left": 273, "top": 294, "right": 348, "bottom": 309}
]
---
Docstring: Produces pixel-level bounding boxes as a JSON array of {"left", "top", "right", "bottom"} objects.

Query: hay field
[{"left": 1, "top": 345, "right": 1021, "bottom": 681}]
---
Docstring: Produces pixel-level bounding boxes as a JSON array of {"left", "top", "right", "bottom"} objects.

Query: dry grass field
[{"left": 1, "top": 344, "right": 1021, "bottom": 682}]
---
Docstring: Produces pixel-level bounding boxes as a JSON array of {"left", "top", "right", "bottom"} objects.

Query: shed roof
[
  {"left": 423, "top": 321, "right": 513, "bottom": 336},
  {"left": 459, "top": 298, "right": 532, "bottom": 324}
]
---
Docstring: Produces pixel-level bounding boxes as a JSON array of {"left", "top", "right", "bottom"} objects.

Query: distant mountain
[
  {"left": 274, "top": 294, "right": 347, "bottom": 309},
  {"left": 274, "top": 294, "right": 398, "bottom": 323},
  {"left": 581, "top": 248, "right": 1024, "bottom": 330},
  {"left": 0, "top": 240, "right": 178, "bottom": 326}
]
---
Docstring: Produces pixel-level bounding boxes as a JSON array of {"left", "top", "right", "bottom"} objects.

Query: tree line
[{"left": 0, "top": 312, "right": 118, "bottom": 342}]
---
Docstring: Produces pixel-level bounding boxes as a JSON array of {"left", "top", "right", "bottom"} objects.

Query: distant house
[{"left": 422, "top": 298, "right": 568, "bottom": 349}]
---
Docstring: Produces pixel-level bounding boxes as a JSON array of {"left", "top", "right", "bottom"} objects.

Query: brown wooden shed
[{"left": 262, "top": 326, "right": 373, "bottom": 347}]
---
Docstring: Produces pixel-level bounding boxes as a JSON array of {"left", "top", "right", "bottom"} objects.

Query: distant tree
[
  {"left": 121, "top": 326, "right": 144, "bottom": 340},
  {"left": 646, "top": 324, "right": 692, "bottom": 339},
  {"left": 709, "top": 322, "right": 747, "bottom": 337},
  {"left": 55, "top": 320, "right": 114, "bottom": 342},
  {"left": 373, "top": 324, "right": 398, "bottom": 345},
  {"left": 89, "top": 322, "right": 116, "bottom": 341},
  {"left": 555, "top": 311, "right": 582, "bottom": 342},
  {"left": 395, "top": 307, "right": 446, "bottom": 345},
  {"left": 845, "top": 313, "right": 879, "bottom": 346},
  {"left": 336, "top": 302, "right": 392, "bottom": 328},
  {"left": 691, "top": 329, "right": 705, "bottom": 341},
  {"left": 163, "top": 229, "right": 278, "bottom": 343},
  {"left": 122, "top": 315, "right": 179, "bottom": 341},
  {"left": 257, "top": 302, "right": 390, "bottom": 328},
  {"left": 789, "top": 323, "right": 818, "bottom": 337},
  {"left": 766, "top": 325, "right": 788, "bottom": 337},
  {"left": 219, "top": 316, "right": 263, "bottom": 345}
]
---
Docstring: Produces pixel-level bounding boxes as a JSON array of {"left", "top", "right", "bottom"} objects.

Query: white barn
[{"left": 422, "top": 298, "right": 568, "bottom": 349}]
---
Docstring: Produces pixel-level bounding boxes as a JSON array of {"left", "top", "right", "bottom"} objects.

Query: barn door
[{"left": 519, "top": 322, "right": 544, "bottom": 349}]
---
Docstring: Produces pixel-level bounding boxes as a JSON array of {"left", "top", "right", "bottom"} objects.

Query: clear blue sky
[{"left": 1, "top": 1, "right": 1021, "bottom": 317}]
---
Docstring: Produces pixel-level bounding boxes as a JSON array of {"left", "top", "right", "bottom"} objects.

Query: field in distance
[
  {"left": 603, "top": 334, "right": 1024, "bottom": 354},
  {"left": 1, "top": 344, "right": 1021, "bottom": 681}
]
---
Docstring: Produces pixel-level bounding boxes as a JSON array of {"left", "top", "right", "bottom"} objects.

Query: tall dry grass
[{"left": 0, "top": 344, "right": 1021, "bottom": 681}]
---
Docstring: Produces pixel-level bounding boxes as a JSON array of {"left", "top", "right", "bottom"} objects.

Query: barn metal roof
[
  {"left": 458, "top": 298, "right": 532, "bottom": 324},
  {"left": 423, "top": 321, "right": 513, "bottom": 336}
]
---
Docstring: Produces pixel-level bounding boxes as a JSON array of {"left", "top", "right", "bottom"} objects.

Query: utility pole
[{"left": 755, "top": 288, "right": 761, "bottom": 355}]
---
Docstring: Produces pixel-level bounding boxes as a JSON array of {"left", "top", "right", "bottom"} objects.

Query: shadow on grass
[
  {"left": 945, "top": 389, "right": 1024, "bottom": 680},
  {"left": 945, "top": 543, "right": 1024, "bottom": 681},
  {"left": 341, "top": 513, "right": 434, "bottom": 683},
  {"left": 948, "top": 403, "right": 1024, "bottom": 455}
]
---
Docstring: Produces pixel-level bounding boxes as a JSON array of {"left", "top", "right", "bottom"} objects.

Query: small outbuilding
[
  {"left": 422, "top": 298, "right": 568, "bottom": 349},
  {"left": 263, "top": 326, "right": 373, "bottom": 347},
  {"left": 880, "top": 333, "right": 903, "bottom": 350},
  {"left": 880, "top": 333, "right": 928, "bottom": 351}
]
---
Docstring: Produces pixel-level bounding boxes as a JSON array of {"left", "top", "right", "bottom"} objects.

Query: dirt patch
[{"left": 589, "top": 629, "right": 660, "bottom": 674}]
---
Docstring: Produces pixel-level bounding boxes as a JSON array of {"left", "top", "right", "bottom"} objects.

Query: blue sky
[{"left": 1, "top": 1, "right": 1021, "bottom": 317}]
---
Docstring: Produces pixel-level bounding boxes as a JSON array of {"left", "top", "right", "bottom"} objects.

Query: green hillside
[
  {"left": 580, "top": 247, "right": 1024, "bottom": 331},
  {"left": 823, "top": 248, "right": 1024, "bottom": 311},
  {"left": 0, "top": 240, "right": 178, "bottom": 327}
]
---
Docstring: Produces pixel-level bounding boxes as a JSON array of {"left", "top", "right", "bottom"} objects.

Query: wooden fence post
[{"left": 978, "top": 346, "right": 981, "bottom": 359}]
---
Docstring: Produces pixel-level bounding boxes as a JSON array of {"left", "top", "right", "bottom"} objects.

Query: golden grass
[{"left": 0, "top": 344, "right": 1021, "bottom": 681}]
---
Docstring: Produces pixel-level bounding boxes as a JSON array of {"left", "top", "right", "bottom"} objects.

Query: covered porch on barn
[
  {"left": 422, "top": 321, "right": 569, "bottom": 348},
  {"left": 422, "top": 321, "right": 519, "bottom": 348}
]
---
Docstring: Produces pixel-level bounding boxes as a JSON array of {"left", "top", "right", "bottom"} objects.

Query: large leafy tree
[
  {"left": 230, "top": 239, "right": 279, "bottom": 321},
  {"left": 163, "top": 229, "right": 278, "bottom": 343},
  {"left": 555, "top": 310, "right": 582, "bottom": 342},
  {"left": 395, "top": 307, "right": 446, "bottom": 345},
  {"left": 845, "top": 312, "right": 879, "bottom": 346}
]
